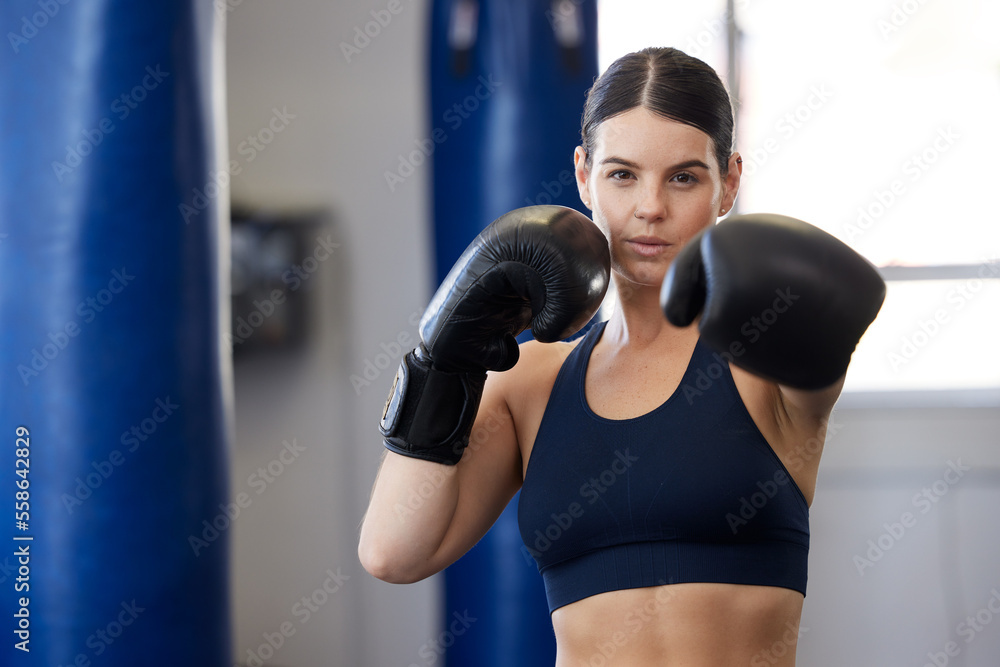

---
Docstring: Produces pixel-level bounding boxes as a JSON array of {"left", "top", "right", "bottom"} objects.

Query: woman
[{"left": 360, "top": 47, "right": 881, "bottom": 666}]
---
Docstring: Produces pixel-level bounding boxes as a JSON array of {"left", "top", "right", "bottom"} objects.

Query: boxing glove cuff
[{"left": 379, "top": 346, "right": 487, "bottom": 465}]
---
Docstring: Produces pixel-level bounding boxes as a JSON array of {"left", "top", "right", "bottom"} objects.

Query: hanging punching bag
[
  {"left": 0, "top": 2, "right": 231, "bottom": 665},
  {"left": 428, "top": 1, "right": 599, "bottom": 665}
]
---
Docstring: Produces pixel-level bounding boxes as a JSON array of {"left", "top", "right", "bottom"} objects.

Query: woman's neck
[{"left": 603, "top": 278, "right": 698, "bottom": 350}]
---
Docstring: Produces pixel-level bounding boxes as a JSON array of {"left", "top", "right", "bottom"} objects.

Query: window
[{"left": 598, "top": 0, "right": 1000, "bottom": 392}]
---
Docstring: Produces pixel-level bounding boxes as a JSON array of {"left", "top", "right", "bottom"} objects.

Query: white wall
[
  {"left": 225, "top": 1, "right": 438, "bottom": 665},
  {"left": 802, "top": 400, "right": 1000, "bottom": 666},
  {"left": 223, "top": 2, "right": 1000, "bottom": 666}
]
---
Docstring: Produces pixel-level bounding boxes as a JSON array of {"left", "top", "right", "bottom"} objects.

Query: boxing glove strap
[{"left": 379, "top": 346, "right": 487, "bottom": 465}]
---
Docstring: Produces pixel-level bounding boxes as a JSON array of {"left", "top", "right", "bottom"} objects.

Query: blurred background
[
  {"left": 3, "top": 0, "right": 999, "bottom": 665},
  {"left": 227, "top": 0, "right": 1000, "bottom": 664}
]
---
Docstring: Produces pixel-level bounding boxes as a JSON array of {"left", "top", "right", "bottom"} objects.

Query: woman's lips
[{"left": 626, "top": 237, "right": 672, "bottom": 257}]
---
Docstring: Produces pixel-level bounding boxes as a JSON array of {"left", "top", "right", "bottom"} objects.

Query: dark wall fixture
[{"left": 229, "top": 209, "right": 329, "bottom": 358}]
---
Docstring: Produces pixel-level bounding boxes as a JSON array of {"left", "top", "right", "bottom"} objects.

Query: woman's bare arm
[{"left": 358, "top": 367, "right": 523, "bottom": 583}]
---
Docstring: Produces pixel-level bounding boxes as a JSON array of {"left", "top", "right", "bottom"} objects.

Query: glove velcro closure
[{"left": 379, "top": 347, "right": 487, "bottom": 465}]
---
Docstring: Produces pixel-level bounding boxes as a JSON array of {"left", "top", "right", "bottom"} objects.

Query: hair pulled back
[{"left": 581, "top": 47, "right": 735, "bottom": 174}]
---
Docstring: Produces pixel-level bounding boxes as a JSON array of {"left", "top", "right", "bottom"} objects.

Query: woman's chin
[
  {"left": 613, "top": 261, "right": 671, "bottom": 287},
  {"left": 612, "top": 272, "right": 668, "bottom": 297}
]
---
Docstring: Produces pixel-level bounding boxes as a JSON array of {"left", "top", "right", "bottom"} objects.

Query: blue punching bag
[
  {"left": 428, "top": 1, "right": 599, "bottom": 664},
  {"left": 0, "top": 2, "right": 231, "bottom": 665}
]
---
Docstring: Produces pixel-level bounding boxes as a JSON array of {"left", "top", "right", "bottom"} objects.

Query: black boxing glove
[
  {"left": 660, "top": 213, "right": 885, "bottom": 390},
  {"left": 380, "top": 205, "right": 611, "bottom": 464}
]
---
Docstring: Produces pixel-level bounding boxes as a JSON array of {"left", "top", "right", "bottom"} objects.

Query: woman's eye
[
  {"left": 609, "top": 169, "right": 633, "bottom": 181},
  {"left": 672, "top": 172, "right": 697, "bottom": 184}
]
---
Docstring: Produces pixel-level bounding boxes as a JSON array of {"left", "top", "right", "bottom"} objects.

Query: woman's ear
[
  {"left": 721, "top": 152, "right": 743, "bottom": 214},
  {"left": 574, "top": 146, "right": 592, "bottom": 210}
]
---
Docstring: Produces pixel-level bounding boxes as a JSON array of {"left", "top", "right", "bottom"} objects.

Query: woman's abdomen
[{"left": 551, "top": 582, "right": 805, "bottom": 667}]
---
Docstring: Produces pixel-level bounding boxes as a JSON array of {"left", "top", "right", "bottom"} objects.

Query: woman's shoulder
[
  {"left": 486, "top": 336, "right": 587, "bottom": 464},
  {"left": 488, "top": 335, "right": 585, "bottom": 406},
  {"left": 505, "top": 336, "right": 581, "bottom": 380}
]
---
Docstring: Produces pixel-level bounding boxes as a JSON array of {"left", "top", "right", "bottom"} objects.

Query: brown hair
[{"left": 581, "top": 47, "right": 735, "bottom": 174}]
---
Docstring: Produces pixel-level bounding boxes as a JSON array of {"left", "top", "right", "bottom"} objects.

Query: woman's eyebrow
[
  {"left": 599, "top": 156, "right": 641, "bottom": 169},
  {"left": 599, "top": 156, "right": 711, "bottom": 171},
  {"left": 669, "top": 159, "right": 711, "bottom": 171}
]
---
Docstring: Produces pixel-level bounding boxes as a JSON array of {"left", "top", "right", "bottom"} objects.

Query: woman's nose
[{"left": 632, "top": 183, "right": 666, "bottom": 223}]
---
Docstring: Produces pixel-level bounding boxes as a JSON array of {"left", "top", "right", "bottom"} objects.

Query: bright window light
[{"left": 597, "top": 0, "right": 1000, "bottom": 393}]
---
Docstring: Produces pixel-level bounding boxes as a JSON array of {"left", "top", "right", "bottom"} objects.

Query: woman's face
[{"left": 575, "top": 106, "right": 741, "bottom": 291}]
